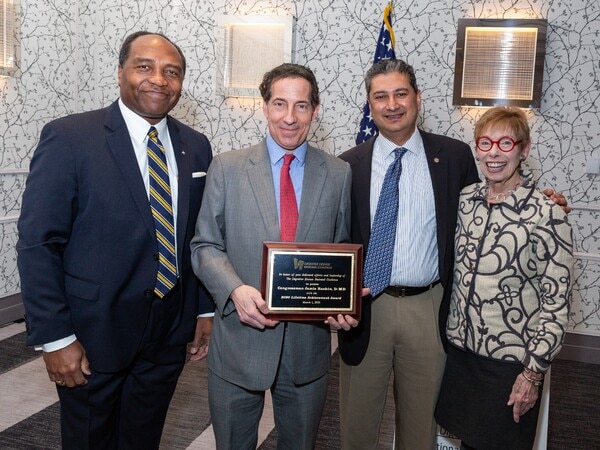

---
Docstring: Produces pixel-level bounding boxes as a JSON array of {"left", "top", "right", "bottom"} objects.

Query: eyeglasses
[{"left": 476, "top": 136, "right": 522, "bottom": 152}]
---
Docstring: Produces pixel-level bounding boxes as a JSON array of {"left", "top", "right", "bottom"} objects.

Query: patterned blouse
[{"left": 446, "top": 171, "right": 574, "bottom": 373}]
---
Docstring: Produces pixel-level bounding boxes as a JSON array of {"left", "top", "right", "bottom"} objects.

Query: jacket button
[
  {"left": 144, "top": 289, "right": 153, "bottom": 299},
  {"left": 153, "top": 253, "right": 160, "bottom": 261}
]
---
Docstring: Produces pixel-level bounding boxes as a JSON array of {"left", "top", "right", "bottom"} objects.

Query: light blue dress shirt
[
  {"left": 266, "top": 134, "right": 306, "bottom": 221},
  {"left": 370, "top": 130, "right": 439, "bottom": 286}
]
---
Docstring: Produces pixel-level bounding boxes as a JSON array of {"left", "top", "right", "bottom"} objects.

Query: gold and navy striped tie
[{"left": 147, "top": 127, "right": 177, "bottom": 298}]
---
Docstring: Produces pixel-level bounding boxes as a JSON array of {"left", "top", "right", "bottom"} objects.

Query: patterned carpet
[{"left": 0, "top": 320, "right": 598, "bottom": 449}]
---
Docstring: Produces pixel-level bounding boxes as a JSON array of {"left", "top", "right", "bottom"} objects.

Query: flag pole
[{"left": 382, "top": 1, "right": 396, "bottom": 57}]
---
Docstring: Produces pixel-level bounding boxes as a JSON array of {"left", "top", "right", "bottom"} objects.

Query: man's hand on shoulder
[{"left": 543, "top": 188, "right": 571, "bottom": 214}]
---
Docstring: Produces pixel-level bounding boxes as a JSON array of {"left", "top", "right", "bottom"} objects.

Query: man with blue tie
[
  {"left": 17, "top": 31, "right": 214, "bottom": 449},
  {"left": 337, "top": 59, "right": 476, "bottom": 450},
  {"left": 338, "top": 58, "right": 569, "bottom": 450}
]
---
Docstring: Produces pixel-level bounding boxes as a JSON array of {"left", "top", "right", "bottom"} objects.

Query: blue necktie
[
  {"left": 147, "top": 127, "right": 177, "bottom": 298},
  {"left": 363, "top": 147, "right": 408, "bottom": 297}
]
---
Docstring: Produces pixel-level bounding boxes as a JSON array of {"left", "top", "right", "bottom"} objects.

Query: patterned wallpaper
[{"left": 0, "top": 0, "right": 598, "bottom": 335}]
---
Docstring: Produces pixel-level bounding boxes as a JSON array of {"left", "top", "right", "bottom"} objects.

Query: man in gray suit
[{"left": 191, "top": 63, "right": 358, "bottom": 449}]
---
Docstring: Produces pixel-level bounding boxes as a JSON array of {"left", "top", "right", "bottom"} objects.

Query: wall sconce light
[
  {"left": 452, "top": 18, "right": 548, "bottom": 108},
  {"left": 0, "top": 0, "right": 19, "bottom": 77},
  {"left": 216, "top": 15, "right": 295, "bottom": 98}
]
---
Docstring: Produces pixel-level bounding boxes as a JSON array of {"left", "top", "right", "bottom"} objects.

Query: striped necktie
[
  {"left": 147, "top": 127, "right": 177, "bottom": 298},
  {"left": 363, "top": 147, "right": 408, "bottom": 297},
  {"left": 280, "top": 153, "right": 298, "bottom": 242}
]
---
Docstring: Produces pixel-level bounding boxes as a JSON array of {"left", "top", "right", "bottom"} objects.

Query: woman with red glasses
[{"left": 435, "top": 106, "right": 574, "bottom": 450}]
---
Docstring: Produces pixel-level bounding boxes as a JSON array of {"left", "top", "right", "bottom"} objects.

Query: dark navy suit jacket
[
  {"left": 17, "top": 100, "right": 214, "bottom": 372},
  {"left": 338, "top": 130, "right": 480, "bottom": 365}
]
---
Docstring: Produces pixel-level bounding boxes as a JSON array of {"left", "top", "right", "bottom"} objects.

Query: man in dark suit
[
  {"left": 337, "top": 59, "right": 568, "bottom": 450},
  {"left": 191, "top": 63, "right": 358, "bottom": 450},
  {"left": 16, "top": 31, "right": 213, "bottom": 449},
  {"left": 337, "top": 58, "right": 484, "bottom": 449}
]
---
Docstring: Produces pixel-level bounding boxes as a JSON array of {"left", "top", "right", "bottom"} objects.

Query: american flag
[{"left": 355, "top": 2, "right": 397, "bottom": 145}]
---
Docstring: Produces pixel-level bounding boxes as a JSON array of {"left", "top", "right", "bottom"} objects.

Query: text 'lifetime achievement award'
[{"left": 260, "top": 242, "right": 363, "bottom": 320}]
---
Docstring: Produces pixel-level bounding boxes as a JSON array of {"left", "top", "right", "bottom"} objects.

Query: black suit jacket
[
  {"left": 338, "top": 130, "right": 480, "bottom": 365},
  {"left": 17, "top": 100, "right": 214, "bottom": 371}
]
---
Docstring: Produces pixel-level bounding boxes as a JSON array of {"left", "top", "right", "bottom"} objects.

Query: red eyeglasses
[{"left": 476, "top": 136, "right": 522, "bottom": 152}]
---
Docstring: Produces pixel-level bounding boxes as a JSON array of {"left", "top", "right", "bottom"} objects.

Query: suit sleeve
[
  {"left": 17, "top": 121, "right": 77, "bottom": 346},
  {"left": 188, "top": 133, "right": 215, "bottom": 316},
  {"left": 524, "top": 205, "right": 573, "bottom": 372},
  {"left": 464, "top": 146, "right": 481, "bottom": 188},
  {"left": 190, "top": 155, "right": 244, "bottom": 315}
]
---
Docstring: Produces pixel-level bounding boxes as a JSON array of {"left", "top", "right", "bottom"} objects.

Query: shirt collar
[
  {"left": 118, "top": 98, "right": 168, "bottom": 144},
  {"left": 266, "top": 134, "right": 307, "bottom": 166},
  {"left": 375, "top": 128, "right": 424, "bottom": 159}
]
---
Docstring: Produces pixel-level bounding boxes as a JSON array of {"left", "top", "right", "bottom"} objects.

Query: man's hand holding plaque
[
  {"left": 230, "top": 284, "right": 279, "bottom": 330},
  {"left": 229, "top": 284, "right": 367, "bottom": 331},
  {"left": 325, "top": 287, "right": 369, "bottom": 330},
  {"left": 261, "top": 242, "right": 363, "bottom": 321}
]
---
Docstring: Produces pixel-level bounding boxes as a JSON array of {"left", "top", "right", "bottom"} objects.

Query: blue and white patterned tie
[
  {"left": 147, "top": 127, "right": 177, "bottom": 298},
  {"left": 363, "top": 147, "right": 408, "bottom": 297}
]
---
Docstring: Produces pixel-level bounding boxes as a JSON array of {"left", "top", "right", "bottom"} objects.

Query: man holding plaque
[{"left": 191, "top": 63, "right": 357, "bottom": 450}]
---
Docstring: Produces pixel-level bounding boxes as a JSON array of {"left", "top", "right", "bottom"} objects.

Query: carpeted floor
[
  {"left": 546, "top": 358, "right": 600, "bottom": 449},
  {"left": 1, "top": 321, "right": 599, "bottom": 449}
]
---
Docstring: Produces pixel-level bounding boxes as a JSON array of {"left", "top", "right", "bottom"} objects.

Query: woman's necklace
[{"left": 486, "top": 179, "right": 522, "bottom": 203}]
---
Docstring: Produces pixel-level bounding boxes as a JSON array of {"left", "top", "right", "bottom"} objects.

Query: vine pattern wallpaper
[{"left": 0, "top": 0, "right": 598, "bottom": 335}]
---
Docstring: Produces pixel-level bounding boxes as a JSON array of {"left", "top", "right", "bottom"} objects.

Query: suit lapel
[
  {"left": 247, "top": 142, "right": 280, "bottom": 239},
  {"left": 104, "top": 102, "right": 156, "bottom": 239},
  {"left": 169, "top": 118, "right": 191, "bottom": 265},
  {"left": 422, "top": 131, "right": 445, "bottom": 191},
  {"left": 421, "top": 130, "right": 448, "bottom": 259},
  {"left": 342, "top": 139, "right": 374, "bottom": 247},
  {"left": 296, "top": 145, "right": 327, "bottom": 242},
  {"left": 352, "top": 141, "right": 374, "bottom": 248}
]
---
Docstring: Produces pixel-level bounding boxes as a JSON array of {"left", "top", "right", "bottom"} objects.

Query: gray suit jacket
[{"left": 191, "top": 140, "right": 351, "bottom": 390}]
